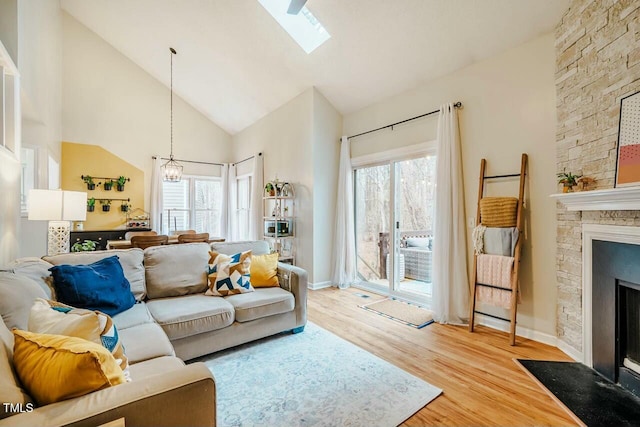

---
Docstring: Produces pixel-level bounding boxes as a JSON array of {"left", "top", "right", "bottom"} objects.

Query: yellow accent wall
[{"left": 61, "top": 142, "right": 145, "bottom": 231}]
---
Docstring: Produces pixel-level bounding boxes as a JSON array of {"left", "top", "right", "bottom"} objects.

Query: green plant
[
  {"left": 99, "top": 199, "right": 111, "bottom": 205},
  {"left": 83, "top": 175, "right": 96, "bottom": 190},
  {"left": 103, "top": 179, "right": 114, "bottom": 190},
  {"left": 557, "top": 169, "right": 582, "bottom": 186},
  {"left": 265, "top": 182, "right": 274, "bottom": 194},
  {"left": 117, "top": 176, "right": 127, "bottom": 186},
  {"left": 71, "top": 240, "right": 97, "bottom": 252},
  {"left": 87, "top": 197, "right": 96, "bottom": 208}
]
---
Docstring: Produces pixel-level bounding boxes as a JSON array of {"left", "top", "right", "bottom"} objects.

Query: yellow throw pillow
[
  {"left": 28, "top": 299, "right": 130, "bottom": 381},
  {"left": 12, "top": 329, "right": 125, "bottom": 405},
  {"left": 251, "top": 253, "right": 280, "bottom": 288}
]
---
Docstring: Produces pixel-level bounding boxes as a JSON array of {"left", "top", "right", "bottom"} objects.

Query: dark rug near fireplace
[{"left": 516, "top": 360, "right": 640, "bottom": 427}]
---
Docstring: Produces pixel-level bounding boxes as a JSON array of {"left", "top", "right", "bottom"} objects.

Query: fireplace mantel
[{"left": 550, "top": 187, "right": 640, "bottom": 211}]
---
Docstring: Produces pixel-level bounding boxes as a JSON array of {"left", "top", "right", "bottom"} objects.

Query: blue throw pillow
[{"left": 49, "top": 256, "right": 135, "bottom": 316}]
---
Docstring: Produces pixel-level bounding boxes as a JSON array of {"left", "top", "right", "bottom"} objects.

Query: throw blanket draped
[
  {"left": 472, "top": 226, "right": 519, "bottom": 257},
  {"left": 476, "top": 254, "right": 516, "bottom": 309}
]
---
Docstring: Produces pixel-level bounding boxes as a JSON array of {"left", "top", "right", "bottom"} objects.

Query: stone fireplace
[{"left": 555, "top": 0, "right": 640, "bottom": 359}]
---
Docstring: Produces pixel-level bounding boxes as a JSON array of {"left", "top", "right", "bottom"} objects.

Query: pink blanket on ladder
[{"left": 476, "top": 254, "right": 515, "bottom": 309}]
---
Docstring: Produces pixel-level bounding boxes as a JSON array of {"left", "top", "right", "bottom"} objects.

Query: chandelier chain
[{"left": 170, "top": 47, "right": 174, "bottom": 159}]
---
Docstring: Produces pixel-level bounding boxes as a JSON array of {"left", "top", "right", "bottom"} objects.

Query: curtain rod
[
  {"left": 233, "top": 152, "right": 262, "bottom": 166},
  {"left": 346, "top": 101, "right": 463, "bottom": 141},
  {"left": 152, "top": 156, "right": 224, "bottom": 166}
]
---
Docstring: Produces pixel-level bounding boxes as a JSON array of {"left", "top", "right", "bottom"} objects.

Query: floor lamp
[{"left": 28, "top": 189, "right": 87, "bottom": 256}]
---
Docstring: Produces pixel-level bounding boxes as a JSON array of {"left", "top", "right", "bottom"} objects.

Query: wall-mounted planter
[
  {"left": 102, "top": 205, "right": 111, "bottom": 212},
  {"left": 87, "top": 205, "right": 95, "bottom": 212},
  {"left": 103, "top": 181, "right": 113, "bottom": 191},
  {"left": 121, "top": 204, "right": 129, "bottom": 212}
]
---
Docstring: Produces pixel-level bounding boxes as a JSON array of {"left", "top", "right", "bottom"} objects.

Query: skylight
[{"left": 257, "top": 0, "right": 330, "bottom": 54}]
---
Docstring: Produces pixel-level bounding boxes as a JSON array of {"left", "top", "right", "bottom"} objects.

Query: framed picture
[{"left": 615, "top": 90, "right": 640, "bottom": 187}]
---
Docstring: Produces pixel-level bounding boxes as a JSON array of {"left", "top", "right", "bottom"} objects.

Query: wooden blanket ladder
[{"left": 468, "top": 153, "right": 528, "bottom": 345}]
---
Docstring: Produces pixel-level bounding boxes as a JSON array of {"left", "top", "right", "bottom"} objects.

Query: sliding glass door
[{"left": 354, "top": 151, "right": 436, "bottom": 303}]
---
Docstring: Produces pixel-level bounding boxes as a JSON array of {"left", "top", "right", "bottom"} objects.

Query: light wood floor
[{"left": 307, "top": 287, "right": 576, "bottom": 427}]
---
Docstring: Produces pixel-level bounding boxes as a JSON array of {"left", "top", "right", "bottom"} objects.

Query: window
[
  {"left": 257, "top": 0, "right": 330, "bottom": 53},
  {"left": 236, "top": 175, "right": 252, "bottom": 240},
  {"left": 162, "top": 176, "right": 222, "bottom": 235}
]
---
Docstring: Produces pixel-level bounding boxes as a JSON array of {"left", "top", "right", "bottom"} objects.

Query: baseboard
[
  {"left": 556, "top": 339, "right": 583, "bottom": 363},
  {"left": 308, "top": 281, "right": 332, "bottom": 290},
  {"left": 476, "top": 314, "right": 558, "bottom": 349}
]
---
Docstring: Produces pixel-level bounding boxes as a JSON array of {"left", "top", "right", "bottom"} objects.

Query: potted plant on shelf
[
  {"left": 103, "top": 179, "right": 114, "bottom": 191},
  {"left": 71, "top": 240, "right": 97, "bottom": 252},
  {"left": 265, "top": 182, "right": 275, "bottom": 197},
  {"left": 83, "top": 175, "right": 96, "bottom": 190},
  {"left": 121, "top": 202, "right": 130, "bottom": 212},
  {"left": 557, "top": 169, "right": 582, "bottom": 193},
  {"left": 87, "top": 197, "right": 96, "bottom": 212},
  {"left": 116, "top": 176, "right": 128, "bottom": 192},
  {"left": 100, "top": 199, "right": 112, "bottom": 212}
]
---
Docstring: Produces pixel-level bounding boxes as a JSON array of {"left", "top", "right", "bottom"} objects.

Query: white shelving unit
[{"left": 263, "top": 180, "right": 295, "bottom": 264}]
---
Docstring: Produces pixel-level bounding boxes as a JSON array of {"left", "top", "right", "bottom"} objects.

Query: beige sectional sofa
[{"left": 0, "top": 240, "right": 308, "bottom": 427}]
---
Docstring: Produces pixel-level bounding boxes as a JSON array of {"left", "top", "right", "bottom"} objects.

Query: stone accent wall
[{"left": 556, "top": 0, "right": 640, "bottom": 353}]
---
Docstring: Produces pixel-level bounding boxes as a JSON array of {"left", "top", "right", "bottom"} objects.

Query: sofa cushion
[
  {"left": 144, "top": 243, "right": 210, "bottom": 299},
  {"left": 48, "top": 256, "right": 136, "bottom": 317},
  {"left": 224, "top": 288, "right": 294, "bottom": 323},
  {"left": 44, "top": 249, "right": 147, "bottom": 301},
  {"left": 12, "top": 329, "right": 126, "bottom": 405},
  {"left": 0, "top": 318, "right": 33, "bottom": 420},
  {"left": 206, "top": 250, "right": 254, "bottom": 296},
  {"left": 128, "top": 356, "right": 185, "bottom": 381},
  {"left": 211, "top": 240, "right": 270, "bottom": 256},
  {"left": 146, "top": 294, "right": 235, "bottom": 340},
  {"left": 0, "top": 272, "right": 48, "bottom": 330},
  {"left": 112, "top": 302, "right": 154, "bottom": 330},
  {"left": 1, "top": 257, "right": 54, "bottom": 298},
  {"left": 118, "top": 322, "right": 175, "bottom": 364}
]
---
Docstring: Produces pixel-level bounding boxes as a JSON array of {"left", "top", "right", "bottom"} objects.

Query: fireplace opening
[
  {"left": 618, "top": 281, "right": 640, "bottom": 396},
  {"left": 592, "top": 239, "right": 640, "bottom": 397}
]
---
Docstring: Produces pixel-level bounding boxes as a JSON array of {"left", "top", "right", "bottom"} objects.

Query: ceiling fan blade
[{"left": 287, "top": 0, "right": 308, "bottom": 15}]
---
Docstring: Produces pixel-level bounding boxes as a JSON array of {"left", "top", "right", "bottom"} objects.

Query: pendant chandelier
[{"left": 162, "top": 47, "right": 183, "bottom": 182}]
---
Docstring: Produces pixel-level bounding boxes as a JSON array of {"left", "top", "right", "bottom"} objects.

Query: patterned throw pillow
[
  {"left": 206, "top": 250, "right": 254, "bottom": 296},
  {"left": 28, "top": 298, "right": 131, "bottom": 381}
]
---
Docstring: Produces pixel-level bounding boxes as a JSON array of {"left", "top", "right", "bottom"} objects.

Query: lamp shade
[{"left": 28, "top": 189, "right": 87, "bottom": 221}]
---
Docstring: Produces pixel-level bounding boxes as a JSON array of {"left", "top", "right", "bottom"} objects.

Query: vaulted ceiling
[{"left": 61, "top": 0, "right": 569, "bottom": 134}]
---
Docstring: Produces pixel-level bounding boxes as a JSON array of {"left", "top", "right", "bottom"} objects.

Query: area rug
[
  {"left": 359, "top": 297, "right": 434, "bottom": 328},
  {"left": 198, "top": 322, "right": 441, "bottom": 427},
  {"left": 516, "top": 359, "right": 640, "bottom": 427}
]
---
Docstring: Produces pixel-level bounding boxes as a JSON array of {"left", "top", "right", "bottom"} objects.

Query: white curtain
[
  {"left": 331, "top": 136, "right": 357, "bottom": 288},
  {"left": 228, "top": 164, "right": 238, "bottom": 241},
  {"left": 432, "top": 103, "right": 469, "bottom": 324},
  {"left": 150, "top": 156, "right": 164, "bottom": 233},
  {"left": 249, "top": 153, "right": 263, "bottom": 241},
  {"left": 220, "top": 163, "right": 229, "bottom": 239}
]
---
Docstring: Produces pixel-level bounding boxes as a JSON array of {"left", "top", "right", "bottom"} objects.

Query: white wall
[
  {"left": 61, "top": 12, "right": 232, "bottom": 211},
  {"left": 344, "top": 33, "right": 558, "bottom": 338},
  {"left": 4, "top": 0, "right": 63, "bottom": 259},
  {"left": 233, "top": 89, "right": 315, "bottom": 280},
  {"left": 232, "top": 88, "right": 342, "bottom": 286},
  {"left": 312, "top": 90, "right": 341, "bottom": 285}
]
